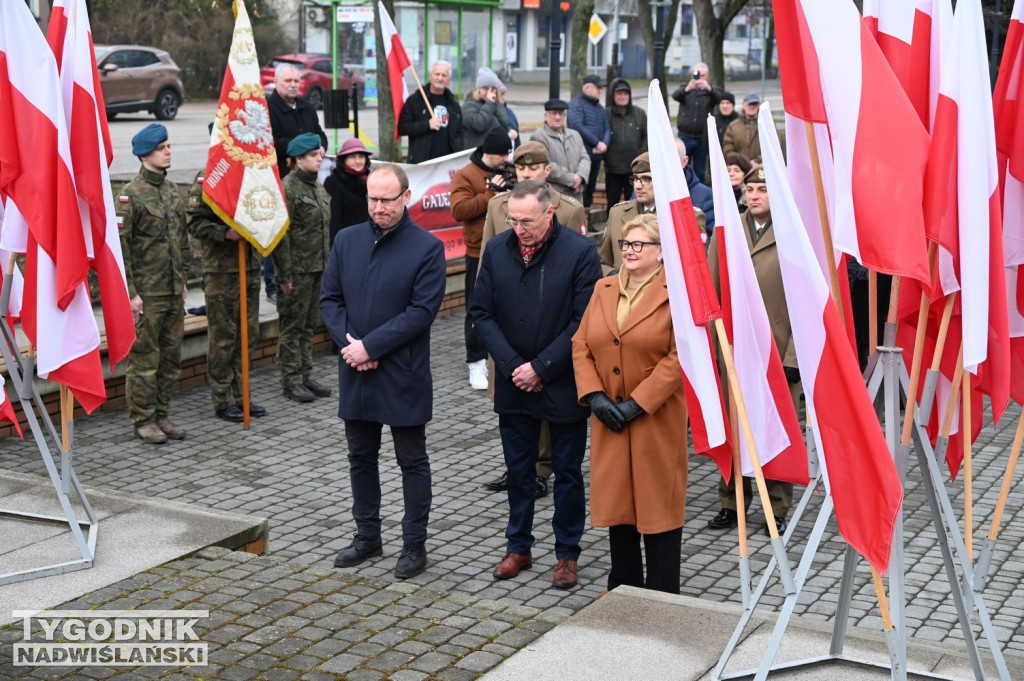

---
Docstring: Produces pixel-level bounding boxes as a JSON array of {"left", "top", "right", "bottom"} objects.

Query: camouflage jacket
[
  {"left": 186, "top": 170, "right": 262, "bottom": 276},
  {"left": 116, "top": 165, "right": 189, "bottom": 299},
  {"left": 272, "top": 168, "right": 330, "bottom": 281}
]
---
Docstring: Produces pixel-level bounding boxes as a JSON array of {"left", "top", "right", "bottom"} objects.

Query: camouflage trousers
[
  {"left": 126, "top": 294, "right": 183, "bottom": 426},
  {"left": 276, "top": 271, "right": 322, "bottom": 388},
  {"left": 205, "top": 273, "right": 260, "bottom": 411}
]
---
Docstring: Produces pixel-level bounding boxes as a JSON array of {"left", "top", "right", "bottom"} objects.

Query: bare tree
[
  {"left": 375, "top": 0, "right": 400, "bottom": 161},
  {"left": 692, "top": 0, "right": 752, "bottom": 87},
  {"left": 570, "top": 0, "right": 596, "bottom": 95}
]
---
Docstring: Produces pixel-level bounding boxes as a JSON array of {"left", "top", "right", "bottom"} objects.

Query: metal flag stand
[
  {"left": 712, "top": 323, "right": 1012, "bottom": 681},
  {"left": 0, "top": 266, "right": 97, "bottom": 586}
]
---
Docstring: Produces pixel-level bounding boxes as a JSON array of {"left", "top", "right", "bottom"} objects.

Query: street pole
[
  {"left": 990, "top": 0, "right": 1004, "bottom": 87},
  {"left": 653, "top": 0, "right": 665, "bottom": 83},
  {"left": 549, "top": 0, "right": 561, "bottom": 100}
]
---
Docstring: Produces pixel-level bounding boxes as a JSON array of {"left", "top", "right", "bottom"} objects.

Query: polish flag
[
  {"left": 379, "top": 1, "right": 411, "bottom": 140},
  {"left": 647, "top": 81, "right": 732, "bottom": 481},
  {"left": 925, "top": 0, "right": 1009, "bottom": 443},
  {"left": 0, "top": 1, "right": 105, "bottom": 413},
  {"left": 760, "top": 103, "right": 903, "bottom": 573},
  {"left": 47, "top": 0, "right": 135, "bottom": 368},
  {"left": 707, "top": 116, "right": 808, "bottom": 485},
  {"left": 994, "top": 0, "right": 1024, "bottom": 406},
  {"left": 0, "top": 197, "right": 24, "bottom": 329},
  {"left": 0, "top": 374, "right": 22, "bottom": 438},
  {"left": 782, "top": 0, "right": 931, "bottom": 289},
  {"left": 863, "top": 0, "right": 949, "bottom": 128}
]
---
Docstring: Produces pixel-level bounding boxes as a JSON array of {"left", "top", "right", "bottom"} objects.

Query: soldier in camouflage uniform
[
  {"left": 273, "top": 133, "right": 333, "bottom": 403},
  {"left": 187, "top": 168, "right": 266, "bottom": 422},
  {"left": 116, "top": 124, "right": 190, "bottom": 444}
]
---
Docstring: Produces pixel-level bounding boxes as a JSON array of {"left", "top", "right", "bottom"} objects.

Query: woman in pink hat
[{"left": 324, "top": 138, "right": 372, "bottom": 246}]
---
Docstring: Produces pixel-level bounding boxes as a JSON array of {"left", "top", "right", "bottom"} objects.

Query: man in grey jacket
[{"left": 530, "top": 99, "right": 590, "bottom": 204}]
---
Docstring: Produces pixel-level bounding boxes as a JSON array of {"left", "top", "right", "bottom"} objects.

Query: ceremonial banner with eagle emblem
[{"left": 202, "top": 0, "right": 288, "bottom": 256}]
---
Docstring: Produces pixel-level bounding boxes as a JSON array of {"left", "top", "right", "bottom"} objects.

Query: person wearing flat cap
[
  {"left": 450, "top": 126, "right": 515, "bottom": 391},
  {"left": 706, "top": 165, "right": 800, "bottom": 536},
  {"left": 117, "top": 123, "right": 190, "bottom": 445},
  {"left": 530, "top": 100, "right": 590, "bottom": 203},
  {"left": 568, "top": 74, "right": 612, "bottom": 210},
  {"left": 475, "top": 139, "right": 586, "bottom": 502},
  {"left": 187, "top": 124, "right": 266, "bottom": 424},
  {"left": 272, "top": 133, "right": 333, "bottom": 404},
  {"left": 463, "top": 67, "right": 518, "bottom": 150},
  {"left": 723, "top": 92, "right": 765, "bottom": 164}
]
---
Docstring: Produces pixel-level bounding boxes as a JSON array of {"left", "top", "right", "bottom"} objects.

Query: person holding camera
[
  {"left": 450, "top": 127, "right": 515, "bottom": 390},
  {"left": 671, "top": 62, "right": 722, "bottom": 183}
]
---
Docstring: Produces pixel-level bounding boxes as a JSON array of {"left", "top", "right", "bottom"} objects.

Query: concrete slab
[
  {"left": 482, "top": 586, "right": 1024, "bottom": 681},
  {"left": 0, "top": 469, "right": 267, "bottom": 624}
]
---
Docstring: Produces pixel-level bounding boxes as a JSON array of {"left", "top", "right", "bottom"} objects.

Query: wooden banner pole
[
  {"left": 239, "top": 241, "right": 250, "bottom": 429},
  {"left": 804, "top": 121, "right": 845, "bottom": 327}
]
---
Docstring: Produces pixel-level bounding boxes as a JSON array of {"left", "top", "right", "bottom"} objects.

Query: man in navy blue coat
[
  {"left": 470, "top": 180, "right": 602, "bottom": 589},
  {"left": 320, "top": 163, "right": 447, "bottom": 580}
]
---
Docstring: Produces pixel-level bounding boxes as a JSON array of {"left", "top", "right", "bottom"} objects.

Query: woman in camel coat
[{"left": 572, "top": 214, "right": 688, "bottom": 594}]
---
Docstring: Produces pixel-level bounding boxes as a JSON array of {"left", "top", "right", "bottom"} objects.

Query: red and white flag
[
  {"left": 0, "top": 197, "right": 24, "bottom": 328},
  {"left": 925, "top": 0, "right": 1010, "bottom": 438},
  {"left": 780, "top": 0, "right": 931, "bottom": 289},
  {"left": 707, "top": 116, "right": 809, "bottom": 486},
  {"left": 0, "top": 374, "right": 22, "bottom": 438},
  {"left": 863, "top": 0, "right": 949, "bottom": 128},
  {"left": 760, "top": 103, "right": 903, "bottom": 574},
  {"left": 995, "top": 0, "right": 1024, "bottom": 405},
  {"left": 379, "top": 1, "right": 411, "bottom": 140},
  {"left": 0, "top": 0, "right": 105, "bottom": 413},
  {"left": 647, "top": 81, "right": 732, "bottom": 481},
  {"left": 47, "top": 0, "right": 135, "bottom": 368},
  {"left": 203, "top": 0, "right": 289, "bottom": 256}
]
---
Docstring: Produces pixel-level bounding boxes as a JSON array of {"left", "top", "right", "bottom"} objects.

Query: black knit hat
[{"left": 480, "top": 126, "right": 511, "bottom": 155}]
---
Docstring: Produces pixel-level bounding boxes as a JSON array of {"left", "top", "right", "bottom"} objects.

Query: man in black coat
[
  {"left": 470, "top": 180, "right": 602, "bottom": 589},
  {"left": 320, "top": 163, "right": 447, "bottom": 580},
  {"left": 266, "top": 62, "right": 329, "bottom": 301},
  {"left": 397, "top": 60, "right": 464, "bottom": 163}
]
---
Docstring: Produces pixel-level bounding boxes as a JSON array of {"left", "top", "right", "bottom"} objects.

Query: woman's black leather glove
[
  {"left": 617, "top": 398, "right": 645, "bottom": 423},
  {"left": 586, "top": 392, "right": 625, "bottom": 432}
]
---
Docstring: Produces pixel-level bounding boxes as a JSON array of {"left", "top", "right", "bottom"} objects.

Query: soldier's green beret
[
  {"left": 287, "top": 133, "right": 322, "bottom": 158},
  {"left": 131, "top": 123, "right": 168, "bottom": 156}
]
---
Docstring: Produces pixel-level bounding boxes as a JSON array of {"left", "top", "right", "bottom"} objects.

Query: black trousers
[
  {"left": 604, "top": 172, "right": 632, "bottom": 208},
  {"left": 464, "top": 255, "right": 486, "bottom": 363},
  {"left": 584, "top": 158, "right": 602, "bottom": 208},
  {"left": 607, "top": 524, "right": 683, "bottom": 594}
]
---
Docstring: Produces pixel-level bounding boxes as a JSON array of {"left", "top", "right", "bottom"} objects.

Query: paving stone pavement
[{"left": 2, "top": 311, "right": 1024, "bottom": 678}]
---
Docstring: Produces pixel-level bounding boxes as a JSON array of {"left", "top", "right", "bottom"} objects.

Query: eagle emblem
[{"left": 229, "top": 100, "right": 273, "bottom": 150}]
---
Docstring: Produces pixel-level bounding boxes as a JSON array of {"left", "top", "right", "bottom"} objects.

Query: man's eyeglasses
[
  {"left": 367, "top": 193, "right": 405, "bottom": 206},
  {"left": 630, "top": 175, "right": 653, "bottom": 186},
  {"left": 618, "top": 239, "right": 659, "bottom": 253},
  {"left": 505, "top": 214, "right": 546, "bottom": 229}
]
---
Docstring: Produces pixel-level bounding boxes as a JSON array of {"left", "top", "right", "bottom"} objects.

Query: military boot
[
  {"left": 135, "top": 423, "right": 168, "bottom": 444},
  {"left": 156, "top": 417, "right": 186, "bottom": 441}
]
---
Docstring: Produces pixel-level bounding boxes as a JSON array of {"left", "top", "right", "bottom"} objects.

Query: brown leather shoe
[
  {"left": 135, "top": 423, "right": 167, "bottom": 444},
  {"left": 155, "top": 417, "right": 186, "bottom": 440},
  {"left": 493, "top": 552, "right": 532, "bottom": 579},
  {"left": 552, "top": 558, "right": 578, "bottom": 589}
]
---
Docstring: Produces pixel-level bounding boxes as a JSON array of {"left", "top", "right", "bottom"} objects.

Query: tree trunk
[
  {"left": 763, "top": 0, "right": 777, "bottom": 78},
  {"left": 570, "top": 0, "right": 595, "bottom": 95},
  {"left": 692, "top": 0, "right": 752, "bottom": 87},
  {"left": 375, "top": 0, "right": 400, "bottom": 161}
]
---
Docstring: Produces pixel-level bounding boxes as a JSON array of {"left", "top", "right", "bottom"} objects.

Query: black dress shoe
[
  {"left": 394, "top": 542, "right": 427, "bottom": 579},
  {"left": 707, "top": 508, "right": 738, "bottom": 530},
  {"left": 484, "top": 472, "right": 508, "bottom": 492},
  {"left": 765, "top": 517, "right": 788, "bottom": 537},
  {"left": 334, "top": 534, "right": 383, "bottom": 568},
  {"left": 304, "top": 379, "right": 332, "bottom": 398},
  {"left": 247, "top": 403, "right": 267, "bottom": 417},
  {"left": 284, "top": 384, "right": 316, "bottom": 403},
  {"left": 534, "top": 476, "right": 549, "bottom": 499},
  {"left": 215, "top": 406, "right": 245, "bottom": 422}
]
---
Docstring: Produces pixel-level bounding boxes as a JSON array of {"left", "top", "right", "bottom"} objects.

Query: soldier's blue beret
[
  {"left": 287, "top": 133, "right": 322, "bottom": 158},
  {"left": 131, "top": 123, "right": 168, "bottom": 156}
]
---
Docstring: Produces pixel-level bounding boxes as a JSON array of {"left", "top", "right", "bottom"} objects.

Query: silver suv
[{"left": 95, "top": 45, "right": 185, "bottom": 121}]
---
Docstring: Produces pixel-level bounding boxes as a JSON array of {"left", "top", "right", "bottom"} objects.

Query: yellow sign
[{"left": 588, "top": 14, "right": 607, "bottom": 45}]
